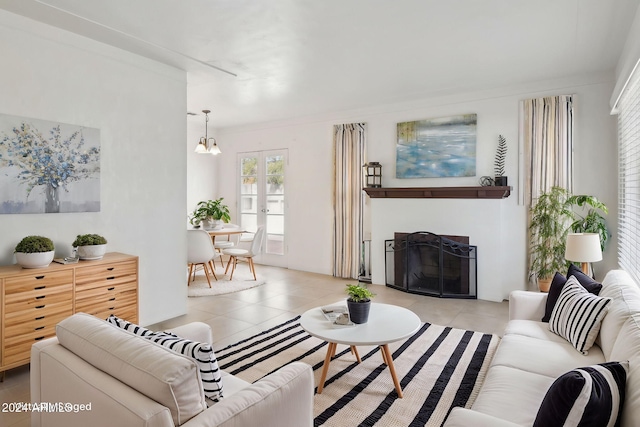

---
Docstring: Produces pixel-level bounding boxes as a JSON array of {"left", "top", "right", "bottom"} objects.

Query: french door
[{"left": 238, "top": 149, "right": 287, "bottom": 266}]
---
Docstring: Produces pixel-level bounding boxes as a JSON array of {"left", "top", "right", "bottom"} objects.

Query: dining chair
[
  {"left": 187, "top": 229, "right": 220, "bottom": 287},
  {"left": 223, "top": 226, "right": 265, "bottom": 280}
]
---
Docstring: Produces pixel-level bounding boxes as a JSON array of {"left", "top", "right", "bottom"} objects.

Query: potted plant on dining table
[{"left": 192, "top": 198, "right": 231, "bottom": 229}]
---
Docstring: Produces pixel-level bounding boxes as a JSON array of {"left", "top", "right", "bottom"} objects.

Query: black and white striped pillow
[
  {"left": 533, "top": 361, "right": 628, "bottom": 427},
  {"left": 549, "top": 276, "right": 611, "bottom": 354},
  {"left": 106, "top": 315, "right": 223, "bottom": 401},
  {"left": 106, "top": 315, "right": 154, "bottom": 337},
  {"left": 146, "top": 331, "right": 224, "bottom": 402}
]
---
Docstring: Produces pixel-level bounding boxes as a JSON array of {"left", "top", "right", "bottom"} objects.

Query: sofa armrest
[
  {"left": 166, "top": 321, "right": 213, "bottom": 344},
  {"left": 182, "top": 362, "right": 314, "bottom": 427},
  {"left": 508, "top": 290, "right": 547, "bottom": 321},
  {"left": 444, "top": 407, "right": 523, "bottom": 427}
]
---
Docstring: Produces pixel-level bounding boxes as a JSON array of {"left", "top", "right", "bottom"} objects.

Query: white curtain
[
  {"left": 333, "top": 123, "right": 366, "bottom": 279},
  {"left": 522, "top": 95, "right": 574, "bottom": 204}
]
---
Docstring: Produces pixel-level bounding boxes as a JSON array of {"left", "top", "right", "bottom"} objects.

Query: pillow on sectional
[
  {"left": 567, "top": 263, "right": 603, "bottom": 295},
  {"left": 106, "top": 314, "right": 154, "bottom": 337},
  {"left": 146, "top": 331, "right": 224, "bottom": 402},
  {"left": 542, "top": 272, "right": 568, "bottom": 322},
  {"left": 533, "top": 361, "right": 628, "bottom": 427},
  {"left": 549, "top": 276, "right": 612, "bottom": 355}
]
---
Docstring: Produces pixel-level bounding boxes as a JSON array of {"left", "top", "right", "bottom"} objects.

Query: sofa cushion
[
  {"left": 56, "top": 313, "right": 206, "bottom": 426},
  {"left": 504, "top": 319, "right": 572, "bottom": 345},
  {"left": 490, "top": 333, "right": 605, "bottom": 379},
  {"left": 567, "top": 264, "right": 603, "bottom": 295},
  {"left": 532, "top": 361, "right": 628, "bottom": 427},
  {"left": 596, "top": 270, "right": 640, "bottom": 358},
  {"left": 610, "top": 314, "right": 640, "bottom": 427},
  {"left": 549, "top": 277, "right": 611, "bottom": 355},
  {"left": 542, "top": 272, "right": 568, "bottom": 322},
  {"left": 471, "top": 365, "right": 556, "bottom": 426},
  {"left": 147, "top": 331, "right": 224, "bottom": 401}
]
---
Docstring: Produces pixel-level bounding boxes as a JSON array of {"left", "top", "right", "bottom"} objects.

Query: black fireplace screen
[{"left": 385, "top": 232, "right": 477, "bottom": 298}]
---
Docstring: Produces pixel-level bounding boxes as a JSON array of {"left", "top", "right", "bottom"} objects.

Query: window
[{"left": 618, "top": 65, "right": 640, "bottom": 284}]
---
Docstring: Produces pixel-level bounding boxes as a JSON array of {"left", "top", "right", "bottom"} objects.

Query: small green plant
[
  {"left": 345, "top": 284, "right": 375, "bottom": 303},
  {"left": 15, "top": 236, "right": 54, "bottom": 253},
  {"left": 566, "top": 194, "right": 609, "bottom": 252},
  {"left": 193, "top": 198, "right": 231, "bottom": 223},
  {"left": 72, "top": 234, "right": 107, "bottom": 247}
]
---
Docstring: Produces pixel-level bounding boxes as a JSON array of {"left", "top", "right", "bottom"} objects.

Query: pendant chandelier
[{"left": 194, "top": 109, "right": 221, "bottom": 155}]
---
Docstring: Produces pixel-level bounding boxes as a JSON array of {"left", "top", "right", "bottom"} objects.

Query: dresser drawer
[
  {"left": 4, "top": 270, "right": 73, "bottom": 303},
  {"left": 75, "top": 261, "right": 137, "bottom": 291},
  {"left": 2, "top": 313, "right": 67, "bottom": 366},
  {"left": 4, "top": 283, "right": 73, "bottom": 312},
  {"left": 4, "top": 300, "right": 73, "bottom": 329}
]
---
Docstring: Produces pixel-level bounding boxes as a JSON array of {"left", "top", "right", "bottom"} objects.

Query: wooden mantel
[{"left": 363, "top": 186, "right": 511, "bottom": 199}]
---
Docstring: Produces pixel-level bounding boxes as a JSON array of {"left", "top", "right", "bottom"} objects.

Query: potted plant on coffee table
[
  {"left": 15, "top": 235, "right": 55, "bottom": 268},
  {"left": 193, "top": 198, "right": 231, "bottom": 229},
  {"left": 345, "top": 283, "right": 375, "bottom": 324},
  {"left": 73, "top": 234, "right": 108, "bottom": 260}
]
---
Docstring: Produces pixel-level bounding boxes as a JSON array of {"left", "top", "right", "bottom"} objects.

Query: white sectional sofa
[
  {"left": 30, "top": 313, "right": 314, "bottom": 427},
  {"left": 444, "top": 269, "right": 640, "bottom": 426}
]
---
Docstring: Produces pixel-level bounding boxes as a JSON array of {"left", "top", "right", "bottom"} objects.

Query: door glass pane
[
  {"left": 265, "top": 154, "right": 284, "bottom": 255},
  {"left": 266, "top": 155, "right": 284, "bottom": 195}
]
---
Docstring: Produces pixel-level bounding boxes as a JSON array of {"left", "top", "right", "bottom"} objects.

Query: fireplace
[{"left": 385, "top": 232, "right": 477, "bottom": 298}]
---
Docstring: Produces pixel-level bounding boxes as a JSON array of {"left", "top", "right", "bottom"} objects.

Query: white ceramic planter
[
  {"left": 15, "top": 251, "right": 55, "bottom": 269},
  {"left": 77, "top": 244, "right": 107, "bottom": 260}
]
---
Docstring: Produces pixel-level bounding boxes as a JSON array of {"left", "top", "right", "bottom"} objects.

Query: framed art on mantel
[
  {"left": 396, "top": 114, "right": 477, "bottom": 178},
  {"left": 0, "top": 113, "right": 100, "bottom": 214}
]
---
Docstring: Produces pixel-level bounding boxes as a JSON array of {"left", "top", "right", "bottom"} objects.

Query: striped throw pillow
[
  {"left": 106, "top": 315, "right": 224, "bottom": 401},
  {"left": 533, "top": 361, "right": 628, "bottom": 427},
  {"left": 146, "top": 331, "right": 224, "bottom": 402},
  {"left": 106, "top": 315, "right": 154, "bottom": 337},
  {"left": 549, "top": 276, "right": 611, "bottom": 355}
]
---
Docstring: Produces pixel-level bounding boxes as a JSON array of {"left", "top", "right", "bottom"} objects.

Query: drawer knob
[
  {"left": 34, "top": 336, "right": 45, "bottom": 341},
  {"left": 35, "top": 326, "right": 45, "bottom": 331},
  {"left": 35, "top": 305, "right": 45, "bottom": 309},
  {"left": 35, "top": 316, "right": 45, "bottom": 320},
  {"left": 34, "top": 285, "right": 46, "bottom": 290},
  {"left": 35, "top": 275, "right": 45, "bottom": 280},
  {"left": 109, "top": 297, "right": 116, "bottom": 301},
  {"left": 107, "top": 287, "right": 115, "bottom": 291},
  {"left": 35, "top": 295, "right": 46, "bottom": 300},
  {"left": 107, "top": 267, "right": 115, "bottom": 271}
]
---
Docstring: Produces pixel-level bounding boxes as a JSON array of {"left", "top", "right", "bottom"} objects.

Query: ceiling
[{"left": 1, "top": 0, "right": 639, "bottom": 128}]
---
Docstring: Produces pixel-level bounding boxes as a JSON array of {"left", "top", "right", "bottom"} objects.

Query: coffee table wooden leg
[
  {"left": 317, "top": 342, "right": 337, "bottom": 394},
  {"left": 350, "top": 346, "right": 361, "bottom": 363},
  {"left": 381, "top": 344, "right": 403, "bottom": 398}
]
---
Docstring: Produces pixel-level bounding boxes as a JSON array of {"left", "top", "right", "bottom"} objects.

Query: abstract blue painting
[
  {"left": 0, "top": 113, "right": 100, "bottom": 214},
  {"left": 396, "top": 114, "right": 477, "bottom": 178}
]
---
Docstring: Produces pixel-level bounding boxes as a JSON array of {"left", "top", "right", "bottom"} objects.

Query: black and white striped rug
[{"left": 215, "top": 315, "right": 500, "bottom": 426}]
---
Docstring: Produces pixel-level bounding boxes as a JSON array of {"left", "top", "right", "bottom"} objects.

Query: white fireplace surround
[{"left": 369, "top": 197, "right": 526, "bottom": 302}]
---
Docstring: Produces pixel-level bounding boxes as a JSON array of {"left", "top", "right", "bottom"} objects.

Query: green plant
[
  {"left": 529, "top": 187, "right": 573, "bottom": 280},
  {"left": 72, "top": 234, "right": 107, "bottom": 246},
  {"left": 193, "top": 198, "right": 231, "bottom": 223},
  {"left": 15, "top": 235, "right": 54, "bottom": 253},
  {"left": 566, "top": 194, "right": 609, "bottom": 252},
  {"left": 494, "top": 134, "right": 507, "bottom": 177},
  {"left": 345, "top": 284, "right": 375, "bottom": 303}
]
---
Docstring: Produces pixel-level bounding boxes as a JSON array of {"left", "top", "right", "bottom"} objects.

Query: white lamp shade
[
  {"left": 195, "top": 140, "right": 208, "bottom": 153},
  {"left": 565, "top": 233, "right": 602, "bottom": 262},
  {"left": 208, "top": 143, "right": 221, "bottom": 155}
]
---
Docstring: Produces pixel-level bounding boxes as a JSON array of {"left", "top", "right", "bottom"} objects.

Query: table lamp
[{"left": 565, "top": 233, "right": 602, "bottom": 274}]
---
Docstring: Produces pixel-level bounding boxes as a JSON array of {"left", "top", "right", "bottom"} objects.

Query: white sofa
[
  {"left": 444, "top": 269, "right": 640, "bottom": 426},
  {"left": 30, "top": 313, "right": 314, "bottom": 427}
]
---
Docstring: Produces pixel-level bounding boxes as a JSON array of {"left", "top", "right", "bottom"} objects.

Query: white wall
[
  {"left": 187, "top": 117, "right": 218, "bottom": 214},
  {"left": 0, "top": 11, "right": 188, "bottom": 326},
  {"left": 218, "top": 73, "right": 618, "bottom": 299}
]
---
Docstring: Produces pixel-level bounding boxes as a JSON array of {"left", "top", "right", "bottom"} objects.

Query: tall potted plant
[
  {"left": 345, "top": 284, "right": 375, "bottom": 324},
  {"left": 529, "top": 187, "right": 573, "bottom": 291}
]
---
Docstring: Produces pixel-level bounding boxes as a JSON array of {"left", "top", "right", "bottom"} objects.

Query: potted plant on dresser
[
  {"left": 345, "top": 284, "right": 375, "bottom": 324},
  {"left": 14, "top": 235, "right": 55, "bottom": 268},
  {"left": 73, "top": 234, "right": 108, "bottom": 260}
]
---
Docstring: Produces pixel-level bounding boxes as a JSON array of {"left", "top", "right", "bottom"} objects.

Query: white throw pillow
[{"left": 549, "top": 276, "right": 612, "bottom": 355}]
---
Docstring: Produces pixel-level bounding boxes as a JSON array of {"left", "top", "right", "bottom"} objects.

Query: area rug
[
  {"left": 187, "top": 267, "right": 265, "bottom": 297},
  {"left": 215, "top": 315, "right": 500, "bottom": 426}
]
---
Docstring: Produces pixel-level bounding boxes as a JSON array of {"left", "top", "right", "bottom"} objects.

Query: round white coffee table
[{"left": 299, "top": 302, "right": 421, "bottom": 398}]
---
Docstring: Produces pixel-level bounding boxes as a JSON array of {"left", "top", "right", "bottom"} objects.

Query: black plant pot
[
  {"left": 347, "top": 299, "right": 371, "bottom": 324},
  {"left": 494, "top": 176, "right": 508, "bottom": 187}
]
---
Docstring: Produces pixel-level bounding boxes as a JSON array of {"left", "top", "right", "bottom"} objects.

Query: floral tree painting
[{"left": 0, "top": 113, "right": 100, "bottom": 214}]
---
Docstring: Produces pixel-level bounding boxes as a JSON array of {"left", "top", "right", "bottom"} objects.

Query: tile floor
[{"left": 0, "top": 265, "right": 509, "bottom": 426}]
